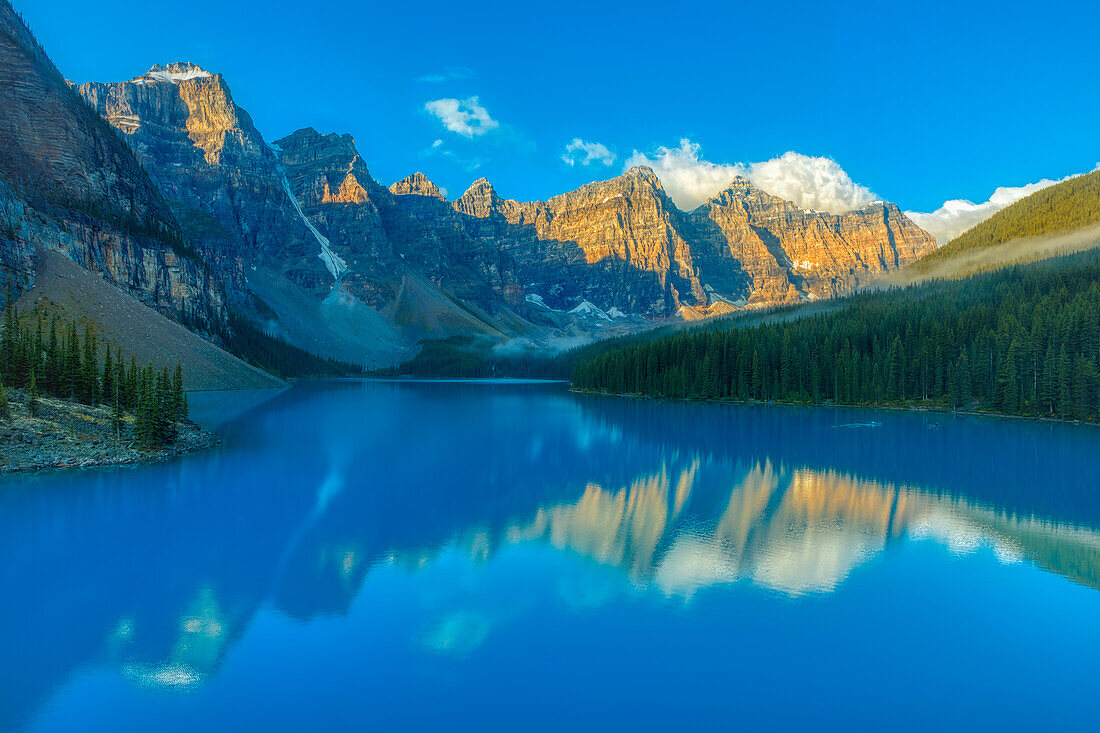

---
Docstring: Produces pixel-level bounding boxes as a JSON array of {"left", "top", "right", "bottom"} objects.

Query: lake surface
[{"left": 4, "top": 380, "right": 1100, "bottom": 731}]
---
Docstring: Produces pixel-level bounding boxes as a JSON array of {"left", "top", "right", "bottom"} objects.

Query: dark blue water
[{"left": 4, "top": 380, "right": 1100, "bottom": 732}]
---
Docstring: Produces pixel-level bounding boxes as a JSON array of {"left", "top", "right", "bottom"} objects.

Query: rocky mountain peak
[
  {"left": 704, "top": 176, "right": 783, "bottom": 210},
  {"left": 275, "top": 127, "right": 377, "bottom": 209},
  {"left": 623, "top": 165, "right": 662, "bottom": 187},
  {"left": 390, "top": 172, "right": 445, "bottom": 200},
  {"left": 0, "top": 3, "right": 226, "bottom": 327},
  {"left": 276, "top": 128, "right": 362, "bottom": 168},
  {"left": 132, "top": 62, "right": 214, "bottom": 85},
  {"left": 454, "top": 177, "right": 502, "bottom": 218}
]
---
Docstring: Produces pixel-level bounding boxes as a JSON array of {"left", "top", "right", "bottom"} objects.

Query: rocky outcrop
[
  {"left": 0, "top": 4, "right": 225, "bottom": 327},
  {"left": 75, "top": 62, "right": 324, "bottom": 300},
  {"left": 453, "top": 169, "right": 936, "bottom": 317},
  {"left": 389, "top": 172, "right": 446, "bottom": 200},
  {"left": 376, "top": 171, "right": 525, "bottom": 311},
  {"left": 274, "top": 131, "right": 525, "bottom": 313},
  {"left": 274, "top": 128, "right": 396, "bottom": 307},
  {"left": 454, "top": 168, "right": 702, "bottom": 316},
  {"left": 687, "top": 177, "right": 936, "bottom": 306}
]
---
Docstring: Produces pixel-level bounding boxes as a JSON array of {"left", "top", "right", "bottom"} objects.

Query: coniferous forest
[
  {"left": 0, "top": 306, "right": 188, "bottom": 447},
  {"left": 919, "top": 170, "right": 1100, "bottom": 267},
  {"left": 572, "top": 252, "right": 1100, "bottom": 421},
  {"left": 223, "top": 311, "right": 365, "bottom": 379}
]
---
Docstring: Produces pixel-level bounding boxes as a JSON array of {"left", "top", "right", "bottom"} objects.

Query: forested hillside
[
  {"left": 918, "top": 170, "right": 1100, "bottom": 267},
  {"left": 1, "top": 306, "right": 189, "bottom": 447},
  {"left": 573, "top": 251, "right": 1100, "bottom": 421}
]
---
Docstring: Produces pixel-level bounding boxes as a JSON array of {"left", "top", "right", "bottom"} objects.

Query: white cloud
[
  {"left": 562, "top": 138, "right": 616, "bottom": 167},
  {"left": 624, "top": 139, "right": 877, "bottom": 214},
  {"left": 905, "top": 168, "right": 1096, "bottom": 244},
  {"left": 431, "top": 139, "right": 443, "bottom": 149},
  {"left": 417, "top": 66, "right": 475, "bottom": 83},
  {"left": 624, "top": 140, "right": 740, "bottom": 211},
  {"left": 424, "top": 96, "right": 499, "bottom": 138},
  {"left": 748, "top": 152, "right": 876, "bottom": 214}
]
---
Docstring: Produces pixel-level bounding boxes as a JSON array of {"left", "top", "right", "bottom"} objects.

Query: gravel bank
[{"left": 0, "top": 389, "right": 218, "bottom": 473}]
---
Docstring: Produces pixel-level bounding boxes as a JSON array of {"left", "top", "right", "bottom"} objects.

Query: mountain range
[{"left": 0, "top": 1, "right": 938, "bottom": 380}]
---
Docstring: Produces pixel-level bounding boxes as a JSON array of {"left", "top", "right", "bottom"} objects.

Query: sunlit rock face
[
  {"left": 0, "top": 8, "right": 225, "bottom": 325},
  {"left": 376, "top": 170, "right": 526, "bottom": 313},
  {"left": 687, "top": 177, "right": 937, "bottom": 306},
  {"left": 452, "top": 169, "right": 935, "bottom": 318},
  {"left": 389, "top": 172, "right": 446, "bottom": 200},
  {"left": 73, "top": 62, "right": 528, "bottom": 341},
  {"left": 454, "top": 168, "right": 700, "bottom": 317}
]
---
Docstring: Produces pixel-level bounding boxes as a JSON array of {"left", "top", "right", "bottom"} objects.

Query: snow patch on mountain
[
  {"left": 704, "top": 285, "right": 747, "bottom": 308},
  {"left": 569, "top": 300, "right": 612, "bottom": 321},
  {"left": 525, "top": 293, "right": 560, "bottom": 311},
  {"left": 133, "top": 64, "right": 213, "bottom": 85}
]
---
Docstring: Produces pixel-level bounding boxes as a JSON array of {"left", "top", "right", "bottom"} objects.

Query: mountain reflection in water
[
  {"left": 3, "top": 380, "right": 1100, "bottom": 731},
  {"left": 510, "top": 461, "right": 1100, "bottom": 596}
]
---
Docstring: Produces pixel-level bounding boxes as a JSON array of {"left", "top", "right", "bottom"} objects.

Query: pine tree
[
  {"left": 157, "top": 366, "right": 175, "bottom": 442},
  {"left": 0, "top": 377, "right": 9, "bottom": 420},
  {"left": 134, "top": 366, "right": 156, "bottom": 448},
  {"left": 0, "top": 305, "right": 16, "bottom": 383},
  {"left": 81, "top": 324, "right": 98, "bottom": 405},
  {"left": 127, "top": 356, "right": 138, "bottom": 412},
  {"left": 64, "top": 322, "right": 79, "bottom": 399},
  {"left": 172, "top": 362, "right": 184, "bottom": 420},
  {"left": 570, "top": 252, "right": 1100, "bottom": 422},
  {"left": 44, "top": 317, "right": 59, "bottom": 394},
  {"left": 101, "top": 345, "right": 115, "bottom": 409},
  {"left": 27, "top": 368, "right": 38, "bottom": 417},
  {"left": 750, "top": 350, "right": 761, "bottom": 400},
  {"left": 111, "top": 388, "right": 125, "bottom": 443}
]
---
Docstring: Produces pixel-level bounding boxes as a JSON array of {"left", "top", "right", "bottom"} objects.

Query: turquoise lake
[{"left": 4, "top": 379, "right": 1100, "bottom": 731}]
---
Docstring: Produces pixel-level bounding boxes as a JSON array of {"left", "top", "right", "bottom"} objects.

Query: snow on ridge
[
  {"left": 704, "top": 285, "right": 747, "bottom": 308},
  {"left": 134, "top": 65, "right": 213, "bottom": 85},
  {"left": 569, "top": 300, "right": 612, "bottom": 321},
  {"left": 525, "top": 293, "right": 559, "bottom": 310}
]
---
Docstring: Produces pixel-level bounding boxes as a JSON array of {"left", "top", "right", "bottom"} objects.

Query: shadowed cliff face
[
  {"left": 75, "top": 63, "right": 323, "bottom": 303},
  {"left": 276, "top": 130, "right": 526, "bottom": 315},
  {"left": 274, "top": 129, "right": 397, "bottom": 308},
  {"left": 0, "top": 7, "right": 225, "bottom": 327}
]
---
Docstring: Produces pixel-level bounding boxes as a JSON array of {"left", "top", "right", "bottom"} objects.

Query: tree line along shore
[
  {"left": 571, "top": 252, "right": 1100, "bottom": 423},
  {"left": 0, "top": 305, "right": 215, "bottom": 472}
]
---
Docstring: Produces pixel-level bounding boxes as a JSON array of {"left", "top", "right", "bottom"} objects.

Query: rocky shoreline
[{"left": 0, "top": 389, "right": 218, "bottom": 473}]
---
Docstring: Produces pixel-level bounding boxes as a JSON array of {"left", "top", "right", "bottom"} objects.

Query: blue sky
[{"left": 20, "top": 0, "right": 1100, "bottom": 222}]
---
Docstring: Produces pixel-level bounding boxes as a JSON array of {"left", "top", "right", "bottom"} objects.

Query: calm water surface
[{"left": 4, "top": 380, "right": 1100, "bottom": 731}]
